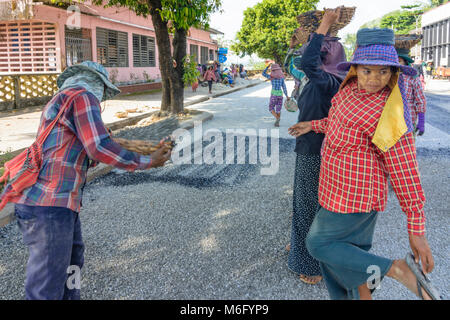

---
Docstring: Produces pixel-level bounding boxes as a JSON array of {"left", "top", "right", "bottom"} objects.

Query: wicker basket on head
[
  {"left": 395, "top": 34, "right": 422, "bottom": 50},
  {"left": 296, "top": 6, "right": 356, "bottom": 39}
]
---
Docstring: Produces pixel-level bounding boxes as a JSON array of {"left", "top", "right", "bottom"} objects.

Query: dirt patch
[{"left": 134, "top": 109, "right": 199, "bottom": 127}]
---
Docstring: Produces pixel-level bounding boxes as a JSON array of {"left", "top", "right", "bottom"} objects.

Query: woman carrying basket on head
[
  {"left": 262, "top": 63, "right": 290, "bottom": 127},
  {"left": 395, "top": 36, "right": 427, "bottom": 138},
  {"left": 285, "top": 8, "right": 348, "bottom": 285}
]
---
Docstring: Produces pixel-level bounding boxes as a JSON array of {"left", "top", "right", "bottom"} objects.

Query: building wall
[
  {"left": 1, "top": 2, "right": 220, "bottom": 82},
  {"left": 421, "top": 2, "right": 450, "bottom": 67}
]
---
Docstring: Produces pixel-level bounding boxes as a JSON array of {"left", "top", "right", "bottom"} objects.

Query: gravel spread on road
[{"left": 1, "top": 137, "right": 448, "bottom": 300}]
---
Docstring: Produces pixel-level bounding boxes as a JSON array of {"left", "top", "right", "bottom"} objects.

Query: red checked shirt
[
  {"left": 311, "top": 78, "right": 426, "bottom": 236},
  {"left": 401, "top": 74, "right": 426, "bottom": 125},
  {"left": 12, "top": 87, "right": 153, "bottom": 213}
]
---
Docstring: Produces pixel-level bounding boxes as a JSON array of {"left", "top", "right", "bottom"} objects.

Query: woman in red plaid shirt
[{"left": 289, "top": 28, "right": 441, "bottom": 300}]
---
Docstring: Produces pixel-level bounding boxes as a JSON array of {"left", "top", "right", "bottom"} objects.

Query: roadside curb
[
  {"left": 0, "top": 80, "right": 262, "bottom": 227},
  {"left": 1, "top": 80, "right": 265, "bottom": 159}
]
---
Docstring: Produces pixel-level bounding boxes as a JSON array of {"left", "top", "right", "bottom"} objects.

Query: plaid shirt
[
  {"left": 262, "top": 67, "right": 288, "bottom": 97},
  {"left": 311, "top": 79, "right": 426, "bottom": 235},
  {"left": 12, "top": 87, "right": 152, "bottom": 213},
  {"left": 401, "top": 74, "right": 426, "bottom": 125}
]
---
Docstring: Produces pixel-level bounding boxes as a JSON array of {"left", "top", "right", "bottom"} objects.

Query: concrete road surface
[{"left": 1, "top": 80, "right": 449, "bottom": 300}]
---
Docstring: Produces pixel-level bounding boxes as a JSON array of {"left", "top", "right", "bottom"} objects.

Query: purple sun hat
[{"left": 337, "top": 28, "right": 417, "bottom": 77}]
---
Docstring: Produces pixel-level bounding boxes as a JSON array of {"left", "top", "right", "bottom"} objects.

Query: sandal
[
  {"left": 299, "top": 275, "right": 322, "bottom": 285},
  {"left": 405, "top": 253, "right": 443, "bottom": 300}
]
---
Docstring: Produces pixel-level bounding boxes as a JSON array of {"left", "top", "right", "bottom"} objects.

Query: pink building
[{"left": 0, "top": 0, "right": 223, "bottom": 84}]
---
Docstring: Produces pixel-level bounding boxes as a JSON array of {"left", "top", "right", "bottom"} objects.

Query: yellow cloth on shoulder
[{"left": 340, "top": 66, "right": 407, "bottom": 152}]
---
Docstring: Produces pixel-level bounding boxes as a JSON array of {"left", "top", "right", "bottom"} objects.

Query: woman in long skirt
[{"left": 286, "top": 9, "right": 347, "bottom": 285}]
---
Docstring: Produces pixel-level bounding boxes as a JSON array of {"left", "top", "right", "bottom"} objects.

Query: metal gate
[{"left": 65, "top": 36, "right": 92, "bottom": 67}]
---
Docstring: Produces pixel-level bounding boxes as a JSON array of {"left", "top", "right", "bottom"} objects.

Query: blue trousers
[
  {"left": 306, "top": 207, "right": 393, "bottom": 300},
  {"left": 15, "top": 204, "right": 85, "bottom": 300}
]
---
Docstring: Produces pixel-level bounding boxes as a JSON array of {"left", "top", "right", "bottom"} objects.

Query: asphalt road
[{"left": 0, "top": 81, "right": 449, "bottom": 300}]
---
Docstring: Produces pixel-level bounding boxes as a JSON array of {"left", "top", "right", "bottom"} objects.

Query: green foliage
[
  {"left": 360, "top": 17, "right": 383, "bottom": 30},
  {"left": 429, "top": 0, "right": 448, "bottom": 7},
  {"left": 343, "top": 33, "right": 356, "bottom": 61},
  {"left": 159, "top": 0, "right": 222, "bottom": 31},
  {"left": 358, "top": 4, "right": 425, "bottom": 34},
  {"left": 248, "top": 59, "right": 267, "bottom": 71},
  {"left": 92, "top": 0, "right": 221, "bottom": 31},
  {"left": 182, "top": 55, "right": 200, "bottom": 85},
  {"left": 379, "top": 7, "right": 424, "bottom": 34},
  {"left": 232, "top": 0, "right": 319, "bottom": 64}
]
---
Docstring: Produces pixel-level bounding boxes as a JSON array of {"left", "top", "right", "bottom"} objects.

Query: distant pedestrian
[
  {"left": 204, "top": 65, "right": 216, "bottom": 94},
  {"left": 426, "top": 62, "right": 433, "bottom": 80},
  {"left": 214, "top": 61, "right": 221, "bottom": 83},
  {"left": 262, "top": 63, "right": 290, "bottom": 127},
  {"left": 231, "top": 64, "right": 238, "bottom": 80},
  {"left": 2, "top": 61, "right": 171, "bottom": 300},
  {"left": 240, "top": 64, "right": 248, "bottom": 79},
  {"left": 192, "top": 79, "right": 199, "bottom": 92}
]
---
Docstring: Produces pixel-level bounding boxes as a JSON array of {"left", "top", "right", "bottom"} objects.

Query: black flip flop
[{"left": 405, "top": 253, "right": 443, "bottom": 300}]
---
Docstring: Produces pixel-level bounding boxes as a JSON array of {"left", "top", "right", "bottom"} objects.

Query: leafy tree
[
  {"left": 89, "top": 0, "right": 221, "bottom": 114},
  {"left": 429, "top": 0, "right": 448, "bottom": 7},
  {"left": 248, "top": 55, "right": 267, "bottom": 70},
  {"left": 182, "top": 55, "right": 201, "bottom": 86},
  {"left": 343, "top": 33, "right": 356, "bottom": 61},
  {"left": 379, "top": 5, "right": 424, "bottom": 34},
  {"left": 232, "top": 0, "right": 319, "bottom": 65},
  {"left": 358, "top": 1, "right": 448, "bottom": 41}
]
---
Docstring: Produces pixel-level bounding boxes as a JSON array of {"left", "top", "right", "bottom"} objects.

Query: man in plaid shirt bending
[{"left": 11, "top": 61, "right": 171, "bottom": 300}]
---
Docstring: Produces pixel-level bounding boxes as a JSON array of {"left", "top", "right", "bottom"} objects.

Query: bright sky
[{"left": 209, "top": 0, "right": 426, "bottom": 64}]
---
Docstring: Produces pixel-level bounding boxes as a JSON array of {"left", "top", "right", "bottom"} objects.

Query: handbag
[
  {"left": 0, "top": 89, "right": 83, "bottom": 210},
  {"left": 284, "top": 98, "right": 298, "bottom": 112}
]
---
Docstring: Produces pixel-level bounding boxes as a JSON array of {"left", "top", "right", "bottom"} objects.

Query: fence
[{"left": 0, "top": 73, "right": 59, "bottom": 111}]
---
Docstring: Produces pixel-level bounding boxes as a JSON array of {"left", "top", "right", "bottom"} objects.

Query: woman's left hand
[{"left": 288, "top": 121, "right": 312, "bottom": 137}]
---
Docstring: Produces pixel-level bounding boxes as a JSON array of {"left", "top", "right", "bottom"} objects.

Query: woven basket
[
  {"left": 395, "top": 34, "right": 422, "bottom": 50},
  {"left": 293, "top": 28, "right": 310, "bottom": 46},
  {"left": 114, "top": 137, "right": 175, "bottom": 155},
  {"left": 296, "top": 6, "right": 356, "bottom": 38}
]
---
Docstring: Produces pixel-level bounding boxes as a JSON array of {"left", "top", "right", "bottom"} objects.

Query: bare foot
[
  {"left": 285, "top": 244, "right": 290, "bottom": 252},
  {"left": 387, "top": 259, "right": 432, "bottom": 300},
  {"left": 299, "top": 275, "right": 322, "bottom": 285}
]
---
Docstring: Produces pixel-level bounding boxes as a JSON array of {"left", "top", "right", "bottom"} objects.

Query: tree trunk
[
  {"left": 148, "top": 0, "right": 172, "bottom": 112},
  {"left": 169, "top": 28, "right": 187, "bottom": 114},
  {"left": 274, "top": 54, "right": 283, "bottom": 67}
]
